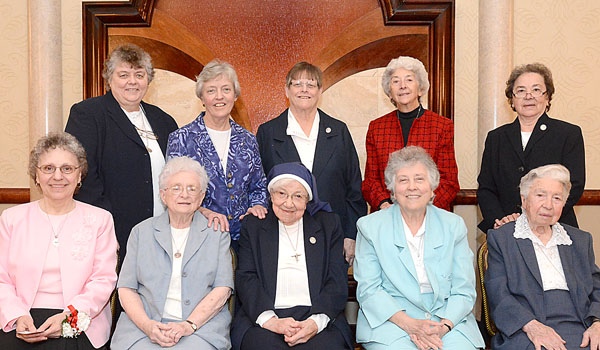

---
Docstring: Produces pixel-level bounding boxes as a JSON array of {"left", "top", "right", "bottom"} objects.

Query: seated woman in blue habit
[{"left": 231, "top": 162, "right": 352, "bottom": 350}]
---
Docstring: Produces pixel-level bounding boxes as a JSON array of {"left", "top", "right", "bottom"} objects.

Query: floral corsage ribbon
[{"left": 61, "top": 305, "right": 90, "bottom": 338}]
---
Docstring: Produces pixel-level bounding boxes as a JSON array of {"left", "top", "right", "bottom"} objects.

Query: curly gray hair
[
  {"left": 381, "top": 56, "right": 430, "bottom": 106},
  {"left": 384, "top": 146, "right": 439, "bottom": 203},
  {"left": 29, "top": 132, "right": 88, "bottom": 184},
  {"left": 159, "top": 156, "right": 209, "bottom": 192},
  {"left": 103, "top": 44, "right": 154, "bottom": 89}
]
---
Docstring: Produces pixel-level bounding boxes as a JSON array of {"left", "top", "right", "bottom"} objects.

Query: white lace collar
[{"left": 513, "top": 213, "right": 572, "bottom": 247}]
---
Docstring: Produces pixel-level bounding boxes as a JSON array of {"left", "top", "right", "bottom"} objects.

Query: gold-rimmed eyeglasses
[
  {"left": 512, "top": 87, "right": 547, "bottom": 99},
  {"left": 164, "top": 184, "right": 202, "bottom": 197},
  {"left": 37, "top": 164, "right": 80, "bottom": 174},
  {"left": 271, "top": 190, "right": 308, "bottom": 204}
]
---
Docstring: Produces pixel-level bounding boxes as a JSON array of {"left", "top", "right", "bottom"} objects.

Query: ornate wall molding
[{"left": 378, "top": 0, "right": 454, "bottom": 118}]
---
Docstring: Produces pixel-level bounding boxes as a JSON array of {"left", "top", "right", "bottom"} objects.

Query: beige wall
[{"left": 1, "top": 0, "right": 600, "bottom": 253}]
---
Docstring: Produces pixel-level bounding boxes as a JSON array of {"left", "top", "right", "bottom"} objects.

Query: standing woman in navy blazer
[
  {"left": 256, "top": 62, "right": 366, "bottom": 265},
  {"left": 477, "top": 63, "right": 585, "bottom": 233},
  {"left": 65, "top": 44, "right": 178, "bottom": 264},
  {"left": 485, "top": 164, "right": 600, "bottom": 350}
]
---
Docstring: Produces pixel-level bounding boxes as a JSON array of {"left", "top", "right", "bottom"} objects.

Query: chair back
[{"left": 477, "top": 240, "right": 497, "bottom": 336}]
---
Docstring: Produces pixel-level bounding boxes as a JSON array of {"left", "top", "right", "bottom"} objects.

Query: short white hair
[
  {"left": 384, "top": 146, "right": 439, "bottom": 203},
  {"left": 520, "top": 164, "right": 571, "bottom": 201},
  {"left": 159, "top": 156, "right": 209, "bottom": 191},
  {"left": 381, "top": 56, "right": 430, "bottom": 106}
]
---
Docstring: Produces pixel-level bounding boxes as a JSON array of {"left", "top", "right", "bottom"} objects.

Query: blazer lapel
[
  {"left": 558, "top": 244, "right": 582, "bottom": 318},
  {"left": 182, "top": 212, "right": 210, "bottom": 268},
  {"left": 272, "top": 111, "right": 302, "bottom": 164},
  {"left": 196, "top": 116, "right": 227, "bottom": 183},
  {"left": 312, "top": 111, "right": 338, "bottom": 179},
  {"left": 259, "top": 213, "right": 280, "bottom": 300},
  {"left": 516, "top": 238, "right": 544, "bottom": 288},
  {"left": 105, "top": 91, "right": 146, "bottom": 150},
  {"left": 153, "top": 212, "right": 174, "bottom": 263},
  {"left": 392, "top": 207, "right": 419, "bottom": 283},
  {"left": 523, "top": 113, "right": 550, "bottom": 157},
  {"left": 142, "top": 101, "right": 170, "bottom": 156},
  {"left": 302, "top": 214, "right": 324, "bottom": 301},
  {"left": 504, "top": 118, "right": 526, "bottom": 164},
  {"left": 423, "top": 211, "right": 444, "bottom": 305}
]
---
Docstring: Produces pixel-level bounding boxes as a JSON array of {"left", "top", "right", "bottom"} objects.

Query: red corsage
[{"left": 61, "top": 305, "right": 90, "bottom": 338}]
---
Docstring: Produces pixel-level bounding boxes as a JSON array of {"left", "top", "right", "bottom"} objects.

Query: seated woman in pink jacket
[{"left": 0, "top": 132, "right": 118, "bottom": 350}]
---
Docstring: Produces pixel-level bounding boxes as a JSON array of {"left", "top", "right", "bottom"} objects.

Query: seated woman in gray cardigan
[{"left": 111, "top": 156, "right": 233, "bottom": 349}]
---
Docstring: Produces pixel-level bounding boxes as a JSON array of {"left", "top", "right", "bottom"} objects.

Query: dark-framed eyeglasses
[{"left": 37, "top": 164, "right": 80, "bottom": 174}]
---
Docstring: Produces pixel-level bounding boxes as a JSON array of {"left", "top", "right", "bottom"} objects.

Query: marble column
[
  {"left": 28, "top": 0, "right": 63, "bottom": 199},
  {"left": 478, "top": 0, "right": 514, "bottom": 166}
]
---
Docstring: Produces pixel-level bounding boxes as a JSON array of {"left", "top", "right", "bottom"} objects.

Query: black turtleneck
[{"left": 396, "top": 105, "right": 424, "bottom": 146}]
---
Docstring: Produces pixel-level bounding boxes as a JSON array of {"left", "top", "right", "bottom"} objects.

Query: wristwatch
[{"left": 185, "top": 319, "right": 198, "bottom": 332}]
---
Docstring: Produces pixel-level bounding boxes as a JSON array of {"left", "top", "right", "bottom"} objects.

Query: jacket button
[
  {"left": 227, "top": 173, "right": 233, "bottom": 179},
  {"left": 227, "top": 183, "right": 233, "bottom": 189},
  {"left": 230, "top": 194, "right": 234, "bottom": 200},
  {"left": 227, "top": 214, "right": 233, "bottom": 220},
  {"left": 425, "top": 312, "right": 432, "bottom": 319},
  {"left": 182, "top": 272, "right": 188, "bottom": 277},
  {"left": 184, "top": 300, "right": 190, "bottom": 305},
  {"left": 518, "top": 166, "right": 525, "bottom": 172}
]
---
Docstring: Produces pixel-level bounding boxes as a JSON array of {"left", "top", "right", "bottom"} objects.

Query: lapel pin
[
  {"left": 540, "top": 124, "right": 547, "bottom": 131},
  {"left": 325, "top": 127, "right": 331, "bottom": 134},
  {"left": 309, "top": 236, "right": 316, "bottom": 244}
]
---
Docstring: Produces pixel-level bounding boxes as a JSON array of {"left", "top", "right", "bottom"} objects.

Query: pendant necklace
[
  {"left": 135, "top": 105, "right": 158, "bottom": 153},
  {"left": 171, "top": 229, "right": 190, "bottom": 259},
  {"left": 43, "top": 202, "right": 73, "bottom": 247},
  {"left": 283, "top": 223, "right": 302, "bottom": 262}
]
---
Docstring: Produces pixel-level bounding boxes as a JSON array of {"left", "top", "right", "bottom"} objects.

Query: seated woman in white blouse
[
  {"left": 231, "top": 162, "right": 352, "bottom": 350},
  {"left": 485, "top": 164, "right": 600, "bottom": 350},
  {"left": 110, "top": 157, "right": 233, "bottom": 349}
]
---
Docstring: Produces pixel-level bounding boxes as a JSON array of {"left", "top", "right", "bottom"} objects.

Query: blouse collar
[{"left": 513, "top": 213, "right": 572, "bottom": 247}]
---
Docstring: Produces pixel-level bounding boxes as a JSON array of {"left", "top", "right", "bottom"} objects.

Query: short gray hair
[
  {"left": 159, "top": 157, "right": 209, "bottom": 192},
  {"left": 29, "top": 132, "right": 88, "bottom": 183},
  {"left": 520, "top": 164, "right": 571, "bottom": 201},
  {"left": 103, "top": 44, "right": 154, "bottom": 89},
  {"left": 196, "top": 59, "right": 241, "bottom": 99},
  {"left": 381, "top": 56, "right": 430, "bottom": 106},
  {"left": 384, "top": 146, "right": 439, "bottom": 202}
]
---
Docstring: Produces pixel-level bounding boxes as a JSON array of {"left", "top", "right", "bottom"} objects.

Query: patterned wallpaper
[
  {"left": 0, "top": 1, "right": 29, "bottom": 187},
  {"left": 514, "top": 0, "right": 600, "bottom": 188}
]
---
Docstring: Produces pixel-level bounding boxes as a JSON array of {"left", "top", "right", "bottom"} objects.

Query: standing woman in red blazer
[{"left": 362, "top": 56, "right": 459, "bottom": 212}]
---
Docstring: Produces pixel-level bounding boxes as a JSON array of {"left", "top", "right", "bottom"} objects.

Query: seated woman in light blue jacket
[
  {"left": 111, "top": 157, "right": 233, "bottom": 349},
  {"left": 354, "top": 146, "right": 484, "bottom": 350}
]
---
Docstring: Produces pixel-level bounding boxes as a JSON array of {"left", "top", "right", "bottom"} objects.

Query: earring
[{"left": 77, "top": 182, "right": 82, "bottom": 188}]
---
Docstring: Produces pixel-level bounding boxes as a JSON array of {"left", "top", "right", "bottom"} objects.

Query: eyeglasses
[
  {"left": 271, "top": 190, "right": 308, "bottom": 204},
  {"left": 512, "top": 87, "right": 547, "bottom": 99},
  {"left": 37, "top": 164, "right": 80, "bottom": 174},
  {"left": 164, "top": 184, "right": 202, "bottom": 197},
  {"left": 290, "top": 80, "right": 318, "bottom": 90}
]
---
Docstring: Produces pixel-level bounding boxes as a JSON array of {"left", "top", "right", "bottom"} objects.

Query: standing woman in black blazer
[
  {"left": 256, "top": 62, "right": 366, "bottom": 265},
  {"left": 65, "top": 44, "right": 178, "bottom": 264},
  {"left": 477, "top": 63, "right": 585, "bottom": 233}
]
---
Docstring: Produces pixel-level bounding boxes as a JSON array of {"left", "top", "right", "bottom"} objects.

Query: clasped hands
[
  {"left": 263, "top": 316, "right": 318, "bottom": 347},
  {"left": 523, "top": 319, "right": 600, "bottom": 350},
  {"left": 142, "top": 319, "right": 195, "bottom": 348},
  {"left": 15, "top": 312, "right": 69, "bottom": 343},
  {"left": 397, "top": 315, "right": 452, "bottom": 350}
]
